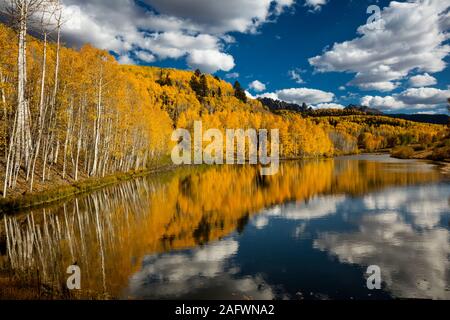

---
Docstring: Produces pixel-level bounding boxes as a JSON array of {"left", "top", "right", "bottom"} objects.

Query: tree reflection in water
[{"left": 1, "top": 155, "right": 447, "bottom": 299}]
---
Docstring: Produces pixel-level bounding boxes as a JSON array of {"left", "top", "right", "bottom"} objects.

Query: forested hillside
[
  {"left": 0, "top": 21, "right": 447, "bottom": 198},
  {"left": 259, "top": 98, "right": 448, "bottom": 125}
]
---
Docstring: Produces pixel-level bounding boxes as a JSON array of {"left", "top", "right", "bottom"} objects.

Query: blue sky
[{"left": 61, "top": 0, "right": 450, "bottom": 114}]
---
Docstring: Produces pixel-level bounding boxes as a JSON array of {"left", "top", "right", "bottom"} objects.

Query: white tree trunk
[{"left": 91, "top": 71, "right": 103, "bottom": 176}]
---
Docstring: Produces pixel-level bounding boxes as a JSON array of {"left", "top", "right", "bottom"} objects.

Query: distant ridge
[
  {"left": 258, "top": 97, "right": 448, "bottom": 125},
  {"left": 257, "top": 97, "right": 311, "bottom": 113},
  {"left": 386, "top": 113, "right": 449, "bottom": 125}
]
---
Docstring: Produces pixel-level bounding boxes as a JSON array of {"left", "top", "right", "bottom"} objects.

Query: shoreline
[
  {"left": 435, "top": 161, "right": 450, "bottom": 175},
  {"left": 0, "top": 164, "right": 176, "bottom": 215},
  {"left": 1, "top": 152, "right": 448, "bottom": 214}
]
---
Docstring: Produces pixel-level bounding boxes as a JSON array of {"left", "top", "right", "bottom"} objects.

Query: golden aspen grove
[{"left": 0, "top": 18, "right": 447, "bottom": 201}]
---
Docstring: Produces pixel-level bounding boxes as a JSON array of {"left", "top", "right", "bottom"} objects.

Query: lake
[{"left": 2, "top": 154, "right": 449, "bottom": 299}]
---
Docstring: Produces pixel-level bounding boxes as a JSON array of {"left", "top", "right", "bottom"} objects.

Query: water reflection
[
  {"left": 314, "top": 185, "right": 450, "bottom": 300},
  {"left": 0, "top": 155, "right": 448, "bottom": 299},
  {"left": 128, "top": 240, "right": 276, "bottom": 300}
]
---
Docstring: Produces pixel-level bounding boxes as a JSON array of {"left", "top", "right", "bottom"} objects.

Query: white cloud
[
  {"left": 117, "top": 54, "right": 136, "bottom": 65},
  {"left": 258, "top": 87, "right": 335, "bottom": 105},
  {"left": 313, "top": 103, "right": 345, "bottom": 110},
  {"left": 305, "top": 0, "right": 328, "bottom": 12},
  {"left": 187, "top": 49, "right": 235, "bottom": 73},
  {"left": 245, "top": 90, "right": 256, "bottom": 99},
  {"left": 225, "top": 72, "right": 240, "bottom": 79},
  {"left": 357, "top": 81, "right": 400, "bottom": 92},
  {"left": 361, "top": 87, "right": 450, "bottom": 112},
  {"left": 361, "top": 95, "right": 406, "bottom": 111},
  {"left": 143, "top": 0, "right": 294, "bottom": 34},
  {"left": 288, "top": 69, "right": 305, "bottom": 84},
  {"left": 309, "top": 0, "right": 450, "bottom": 92},
  {"left": 59, "top": 0, "right": 295, "bottom": 73},
  {"left": 409, "top": 73, "right": 438, "bottom": 87},
  {"left": 257, "top": 92, "right": 279, "bottom": 101},
  {"left": 249, "top": 80, "right": 266, "bottom": 92},
  {"left": 135, "top": 51, "right": 156, "bottom": 63},
  {"left": 142, "top": 32, "right": 221, "bottom": 59},
  {"left": 397, "top": 87, "right": 450, "bottom": 106}
]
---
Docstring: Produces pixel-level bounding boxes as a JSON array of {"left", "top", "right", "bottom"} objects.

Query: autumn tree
[{"left": 1, "top": 0, "right": 57, "bottom": 196}]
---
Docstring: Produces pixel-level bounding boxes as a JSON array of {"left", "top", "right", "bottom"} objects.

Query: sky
[{"left": 59, "top": 0, "right": 450, "bottom": 114}]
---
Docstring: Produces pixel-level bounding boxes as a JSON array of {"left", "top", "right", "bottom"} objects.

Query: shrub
[
  {"left": 413, "top": 144, "right": 426, "bottom": 151},
  {"left": 391, "top": 146, "right": 414, "bottom": 159},
  {"left": 430, "top": 146, "right": 450, "bottom": 161}
]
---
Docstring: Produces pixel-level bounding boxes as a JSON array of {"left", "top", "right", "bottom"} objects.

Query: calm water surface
[{"left": 2, "top": 154, "right": 449, "bottom": 299}]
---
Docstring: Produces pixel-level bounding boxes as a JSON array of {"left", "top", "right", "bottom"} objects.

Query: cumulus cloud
[
  {"left": 305, "top": 0, "right": 328, "bottom": 12},
  {"left": 143, "top": 0, "right": 293, "bottom": 34},
  {"left": 249, "top": 80, "right": 266, "bottom": 92},
  {"left": 361, "top": 87, "right": 450, "bottom": 112},
  {"left": 135, "top": 51, "right": 156, "bottom": 63},
  {"left": 187, "top": 49, "right": 235, "bottom": 73},
  {"left": 258, "top": 87, "right": 335, "bottom": 105},
  {"left": 309, "top": 0, "right": 450, "bottom": 92},
  {"left": 313, "top": 103, "right": 345, "bottom": 110},
  {"left": 361, "top": 95, "right": 406, "bottom": 111},
  {"left": 397, "top": 87, "right": 450, "bottom": 106},
  {"left": 59, "top": 0, "right": 295, "bottom": 73},
  {"left": 117, "top": 54, "right": 136, "bottom": 65},
  {"left": 357, "top": 81, "right": 400, "bottom": 92},
  {"left": 409, "top": 73, "right": 438, "bottom": 87}
]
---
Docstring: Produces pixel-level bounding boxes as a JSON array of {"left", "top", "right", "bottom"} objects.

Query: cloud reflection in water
[{"left": 127, "top": 239, "right": 276, "bottom": 299}]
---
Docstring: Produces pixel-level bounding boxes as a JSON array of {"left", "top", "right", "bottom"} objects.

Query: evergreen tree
[
  {"left": 233, "top": 81, "right": 247, "bottom": 103},
  {"left": 190, "top": 75, "right": 200, "bottom": 96},
  {"left": 190, "top": 73, "right": 209, "bottom": 101},
  {"left": 156, "top": 72, "right": 173, "bottom": 86},
  {"left": 199, "top": 74, "right": 208, "bottom": 98}
]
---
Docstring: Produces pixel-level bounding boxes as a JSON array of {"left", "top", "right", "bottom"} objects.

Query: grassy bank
[
  {"left": 390, "top": 135, "right": 450, "bottom": 163},
  {"left": 0, "top": 265, "right": 107, "bottom": 300},
  {"left": 0, "top": 162, "right": 174, "bottom": 214}
]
